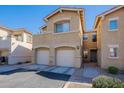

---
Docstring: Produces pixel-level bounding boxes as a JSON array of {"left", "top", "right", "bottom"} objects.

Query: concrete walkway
[
  {"left": 69, "top": 63, "right": 100, "bottom": 83},
  {"left": 64, "top": 63, "right": 100, "bottom": 88}
]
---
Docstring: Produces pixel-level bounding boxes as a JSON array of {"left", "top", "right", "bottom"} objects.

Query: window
[
  {"left": 92, "top": 34, "right": 97, "bottom": 42},
  {"left": 109, "top": 47, "right": 118, "bottom": 58},
  {"left": 83, "top": 34, "right": 88, "bottom": 40},
  {"left": 83, "top": 50, "right": 88, "bottom": 59},
  {"left": 55, "top": 21, "right": 70, "bottom": 33},
  {"left": 15, "top": 35, "right": 23, "bottom": 41},
  {"left": 109, "top": 19, "right": 118, "bottom": 31},
  {"left": 0, "top": 36, "right": 7, "bottom": 40},
  {"left": 27, "top": 35, "right": 32, "bottom": 43}
]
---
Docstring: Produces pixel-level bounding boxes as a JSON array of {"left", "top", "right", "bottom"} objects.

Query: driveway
[{"left": 0, "top": 64, "right": 75, "bottom": 88}]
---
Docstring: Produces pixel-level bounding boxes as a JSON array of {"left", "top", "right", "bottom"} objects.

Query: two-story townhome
[
  {"left": 0, "top": 26, "right": 32, "bottom": 65},
  {"left": 33, "top": 7, "right": 85, "bottom": 68},
  {"left": 94, "top": 5, "right": 124, "bottom": 70},
  {"left": 83, "top": 31, "right": 97, "bottom": 63}
]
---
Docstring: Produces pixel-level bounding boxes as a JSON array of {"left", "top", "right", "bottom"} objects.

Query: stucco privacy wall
[
  {"left": 33, "top": 9, "right": 84, "bottom": 68},
  {"left": 101, "top": 7, "right": 124, "bottom": 69}
]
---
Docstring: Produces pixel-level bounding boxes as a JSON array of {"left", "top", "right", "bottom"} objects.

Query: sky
[{"left": 0, "top": 5, "right": 116, "bottom": 34}]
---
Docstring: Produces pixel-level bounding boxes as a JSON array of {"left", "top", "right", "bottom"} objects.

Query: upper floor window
[
  {"left": 15, "top": 35, "right": 23, "bottom": 42},
  {"left": 109, "top": 18, "right": 118, "bottom": 31},
  {"left": 55, "top": 21, "right": 70, "bottom": 33},
  {"left": 92, "top": 34, "right": 97, "bottom": 42},
  {"left": 27, "top": 35, "right": 32, "bottom": 43},
  {"left": 83, "top": 34, "right": 88, "bottom": 40}
]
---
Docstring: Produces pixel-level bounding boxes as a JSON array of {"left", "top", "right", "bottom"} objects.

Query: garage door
[
  {"left": 37, "top": 49, "right": 49, "bottom": 65},
  {"left": 56, "top": 48, "right": 75, "bottom": 67}
]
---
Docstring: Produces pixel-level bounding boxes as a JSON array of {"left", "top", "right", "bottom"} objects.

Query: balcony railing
[{"left": 33, "top": 31, "right": 81, "bottom": 47}]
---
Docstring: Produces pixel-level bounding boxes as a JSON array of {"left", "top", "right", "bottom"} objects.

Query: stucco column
[
  {"left": 32, "top": 49, "right": 36, "bottom": 64},
  {"left": 75, "top": 46, "right": 82, "bottom": 68},
  {"left": 49, "top": 47, "right": 55, "bottom": 66}
]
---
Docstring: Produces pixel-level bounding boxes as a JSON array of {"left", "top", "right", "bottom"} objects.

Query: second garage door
[
  {"left": 37, "top": 49, "right": 49, "bottom": 65},
  {"left": 56, "top": 48, "right": 75, "bottom": 67}
]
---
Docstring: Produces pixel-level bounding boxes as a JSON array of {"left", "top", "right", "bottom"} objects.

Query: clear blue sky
[{"left": 0, "top": 5, "right": 116, "bottom": 34}]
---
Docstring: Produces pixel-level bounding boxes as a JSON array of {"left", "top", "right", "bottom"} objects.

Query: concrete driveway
[
  {"left": 0, "top": 64, "right": 75, "bottom": 88},
  {"left": 21, "top": 64, "right": 75, "bottom": 75}
]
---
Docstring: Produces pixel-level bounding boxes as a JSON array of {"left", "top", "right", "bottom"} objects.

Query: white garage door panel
[
  {"left": 37, "top": 50, "right": 49, "bottom": 65},
  {"left": 57, "top": 49, "right": 75, "bottom": 67}
]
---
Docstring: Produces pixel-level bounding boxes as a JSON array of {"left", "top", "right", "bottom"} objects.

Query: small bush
[
  {"left": 0, "top": 61, "right": 7, "bottom": 65},
  {"left": 108, "top": 66, "right": 119, "bottom": 74},
  {"left": 92, "top": 75, "right": 124, "bottom": 88}
]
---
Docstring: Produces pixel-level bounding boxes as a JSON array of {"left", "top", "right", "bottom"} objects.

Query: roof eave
[{"left": 44, "top": 8, "right": 83, "bottom": 21}]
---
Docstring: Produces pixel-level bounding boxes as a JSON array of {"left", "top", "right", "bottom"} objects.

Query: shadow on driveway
[
  {"left": 0, "top": 68, "right": 71, "bottom": 82},
  {"left": 0, "top": 68, "right": 37, "bottom": 75},
  {"left": 37, "top": 71, "right": 71, "bottom": 81}
]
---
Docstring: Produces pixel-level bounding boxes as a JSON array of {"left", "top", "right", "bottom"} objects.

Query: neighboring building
[
  {"left": 83, "top": 31, "right": 97, "bottom": 63},
  {"left": 33, "top": 7, "right": 85, "bottom": 68},
  {"left": 0, "top": 26, "right": 32, "bottom": 65},
  {"left": 94, "top": 5, "right": 124, "bottom": 70}
]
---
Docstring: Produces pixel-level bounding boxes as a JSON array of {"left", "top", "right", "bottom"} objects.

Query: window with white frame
[
  {"left": 109, "top": 47, "right": 118, "bottom": 58},
  {"left": 83, "top": 34, "right": 88, "bottom": 40},
  {"left": 109, "top": 18, "right": 118, "bottom": 31}
]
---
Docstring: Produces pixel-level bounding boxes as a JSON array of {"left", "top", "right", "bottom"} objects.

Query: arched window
[{"left": 55, "top": 20, "right": 70, "bottom": 33}]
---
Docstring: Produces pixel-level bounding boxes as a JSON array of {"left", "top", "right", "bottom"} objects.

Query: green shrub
[
  {"left": 92, "top": 75, "right": 124, "bottom": 88},
  {"left": 108, "top": 66, "right": 119, "bottom": 74}
]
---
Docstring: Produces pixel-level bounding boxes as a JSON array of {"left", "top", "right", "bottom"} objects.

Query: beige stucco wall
[
  {"left": 83, "top": 32, "right": 97, "bottom": 49},
  {"left": 33, "top": 32, "right": 82, "bottom": 67},
  {"left": 95, "top": 20, "right": 102, "bottom": 66},
  {"left": 42, "top": 26, "right": 47, "bottom": 32},
  {"left": 33, "top": 10, "right": 84, "bottom": 68},
  {"left": 46, "top": 11, "right": 82, "bottom": 33},
  {"left": 99, "top": 8, "right": 124, "bottom": 70}
]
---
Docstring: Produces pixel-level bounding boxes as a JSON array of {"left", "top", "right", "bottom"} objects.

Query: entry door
[{"left": 90, "top": 50, "right": 97, "bottom": 62}]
